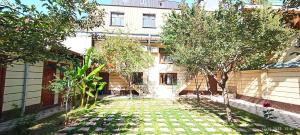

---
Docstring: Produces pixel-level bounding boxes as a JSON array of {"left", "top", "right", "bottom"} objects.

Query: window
[
  {"left": 132, "top": 72, "right": 143, "bottom": 85},
  {"left": 160, "top": 54, "right": 173, "bottom": 64},
  {"left": 111, "top": 12, "right": 124, "bottom": 26},
  {"left": 160, "top": 73, "right": 177, "bottom": 85},
  {"left": 159, "top": 48, "right": 173, "bottom": 64},
  {"left": 143, "top": 14, "right": 156, "bottom": 28}
]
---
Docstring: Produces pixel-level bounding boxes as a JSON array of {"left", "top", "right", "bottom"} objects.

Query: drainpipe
[
  {"left": 21, "top": 63, "right": 28, "bottom": 116},
  {"left": 148, "top": 34, "right": 151, "bottom": 98}
]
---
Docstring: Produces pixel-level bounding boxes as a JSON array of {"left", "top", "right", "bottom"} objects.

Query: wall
[
  {"left": 104, "top": 52, "right": 187, "bottom": 98},
  {"left": 230, "top": 68, "right": 300, "bottom": 106},
  {"left": 145, "top": 53, "right": 186, "bottom": 98},
  {"left": 109, "top": 73, "right": 128, "bottom": 91},
  {"left": 94, "top": 5, "right": 179, "bottom": 35},
  {"left": 183, "top": 68, "right": 300, "bottom": 106},
  {"left": 3, "top": 62, "right": 43, "bottom": 112}
]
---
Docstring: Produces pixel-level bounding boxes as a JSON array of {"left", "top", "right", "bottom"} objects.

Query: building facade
[
  {"left": 92, "top": 3, "right": 191, "bottom": 98},
  {"left": 0, "top": 0, "right": 299, "bottom": 121}
]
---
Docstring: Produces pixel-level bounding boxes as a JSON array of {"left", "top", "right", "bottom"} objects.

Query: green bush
[{"left": 14, "top": 114, "right": 37, "bottom": 134}]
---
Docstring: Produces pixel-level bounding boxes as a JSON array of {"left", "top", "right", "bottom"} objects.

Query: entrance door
[
  {"left": 208, "top": 75, "right": 218, "bottom": 95},
  {"left": 41, "top": 61, "right": 56, "bottom": 107},
  {"left": 99, "top": 72, "right": 110, "bottom": 94},
  {"left": 0, "top": 67, "right": 6, "bottom": 118}
]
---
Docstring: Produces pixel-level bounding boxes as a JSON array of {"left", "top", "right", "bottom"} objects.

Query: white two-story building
[{"left": 90, "top": 0, "right": 187, "bottom": 98}]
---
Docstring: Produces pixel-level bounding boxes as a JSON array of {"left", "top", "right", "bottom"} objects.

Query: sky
[{"left": 20, "top": 0, "right": 220, "bottom": 11}]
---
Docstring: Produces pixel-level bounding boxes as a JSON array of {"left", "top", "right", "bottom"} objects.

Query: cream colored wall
[
  {"left": 94, "top": 5, "right": 178, "bottom": 35},
  {"left": 109, "top": 73, "right": 128, "bottom": 91},
  {"left": 184, "top": 74, "right": 209, "bottom": 91},
  {"left": 226, "top": 68, "right": 300, "bottom": 105},
  {"left": 3, "top": 62, "right": 43, "bottom": 111},
  {"left": 182, "top": 68, "right": 300, "bottom": 106},
  {"left": 144, "top": 53, "right": 186, "bottom": 98}
]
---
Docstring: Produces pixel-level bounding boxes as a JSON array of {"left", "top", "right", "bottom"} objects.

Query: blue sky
[{"left": 21, "top": 0, "right": 220, "bottom": 11}]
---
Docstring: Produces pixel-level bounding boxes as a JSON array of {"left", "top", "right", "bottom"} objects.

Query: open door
[
  {"left": 99, "top": 72, "right": 110, "bottom": 94},
  {"left": 208, "top": 75, "right": 218, "bottom": 95},
  {"left": 0, "top": 67, "right": 6, "bottom": 118},
  {"left": 41, "top": 61, "right": 56, "bottom": 107}
]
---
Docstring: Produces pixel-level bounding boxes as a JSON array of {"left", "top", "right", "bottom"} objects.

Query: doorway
[
  {"left": 99, "top": 72, "right": 110, "bottom": 94},
  {"left": 41, "top": 61, "right": 56, "bottom": 107}
]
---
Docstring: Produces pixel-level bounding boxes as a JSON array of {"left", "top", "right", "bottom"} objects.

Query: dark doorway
[
  {"left": 41, "top": 61, "right": 56, "bottom": 107},
  {"left": 0, "top": 66, "right": 6, "bottom": 118},
  {"left": 99, "top": 72, "right": 110, "bottom": 94},
  {"left": 208, "top": 75, "right": 218, "bottom": 95}
]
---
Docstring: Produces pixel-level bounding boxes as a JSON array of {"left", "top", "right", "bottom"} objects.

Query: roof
[{"left": 111, "top": 0, "right": 179, "bottom": 9}]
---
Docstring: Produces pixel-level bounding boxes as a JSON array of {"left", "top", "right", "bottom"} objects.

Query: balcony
[{"left": 243, "top": 0, "right": 283, "bottom": 6}]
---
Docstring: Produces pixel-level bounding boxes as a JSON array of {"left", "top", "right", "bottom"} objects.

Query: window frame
[
  {"left": 159, "top": 48, "right": 173, "bottom": 64},
  {"left": 142, "top": 14, "right": 156, "bottom": 28},
  {"left": 110, "top": 12, "right": 125, "bottom": 27},
  {"left": 160, "top": 73, "right": 177, "bottom": 85}
]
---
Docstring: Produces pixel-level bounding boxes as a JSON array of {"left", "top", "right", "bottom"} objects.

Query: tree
[
  {"left": 161, "top": 3, "right": 212, "bottom": 102},
  {"left": 162, "top": 1, "right": 293, "bottom": 122},
  {"left": 0, "top": 0, "right": 104, "bottom": 66},
  {"left": 49, "top": 48, "right": 106, "bottom": 124},
  {"left": 99, "top": 35, "right": 154, "bottom": 99}
]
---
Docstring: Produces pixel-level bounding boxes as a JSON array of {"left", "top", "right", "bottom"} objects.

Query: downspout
[
  {"left": 21, "top": 63, "right": 28, "bottom": 116},
  {"left": 148, "top": 33, "right": 151, "bottom": 98}
]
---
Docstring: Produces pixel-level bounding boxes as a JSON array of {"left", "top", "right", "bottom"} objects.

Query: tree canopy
[
  {"left": 98, "top": 35, "right": 154, "bottom": 98},
  {"left": 161, "top": 1, "right": 294, "bottom": 122},
  {"left": 0, "top": 0, "right": 105, "bottom": 66}
]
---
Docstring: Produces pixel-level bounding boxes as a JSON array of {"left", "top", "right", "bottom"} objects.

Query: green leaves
[
  {"left": 86, "top": 91, "right": 94, "bottom": 97},
  {"left": 100, "top": 35, "right": 154, "bottom": 79},
  {"left": 87, "top": 64, "right": 105, "bottom": 78},
  {"left": 162, "top": 1, "right": 293, "bottom": 73},
  {"left": 0, "top": 0, "right": 105, "bottom": 66},
  {"left": 97, "top": 82, "right": 107, "bottom": 91}
]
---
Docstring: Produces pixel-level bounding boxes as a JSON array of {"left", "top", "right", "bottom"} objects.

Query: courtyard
[{"left": 30, "top": 97, "right": 298, "bottom": 135}]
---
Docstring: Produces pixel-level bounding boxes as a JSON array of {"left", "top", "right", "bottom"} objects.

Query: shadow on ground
[
  {"left": 57, "top": 111, "right": 142, "bottom": 135},
  {"left": 177, "top": 97, "right": 300, "bottom": 135}
]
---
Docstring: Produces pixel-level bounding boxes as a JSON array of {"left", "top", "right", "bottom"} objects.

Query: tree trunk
[
  {"left": 129, "top": 82, "right": 132, "bottom": 99},
  {"left": 72, "top": 87, "right": 76, "bottom": 107},
  {"left": 94, "top": 90, "right": 98, "bottom": 105},
  {"left": 126, "top": 75, "right": 133, "bottom": 99},
  {"left": 194, "top": 75, "right": 200, "bottom": 103},
  {"left": 85, "top": 89, "right": 92, "bottom": 108},
  {"left": 219, "top": 71, "right": 232, "bottom": 123},
  {"left": 205, "top": 75, "right": 212, "bottom": 97},
  {"left": 80, "top": 93, "right": 85, "bottom": 108},
  {"left": 65, "top": 90, "right": 69, "bottom": 125}
]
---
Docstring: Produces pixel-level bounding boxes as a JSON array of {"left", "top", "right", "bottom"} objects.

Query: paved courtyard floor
[{"left": 56, "top": 98, "right": 299, "bottom": 135}]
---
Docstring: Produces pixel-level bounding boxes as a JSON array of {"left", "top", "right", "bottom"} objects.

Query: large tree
[
  {"left": 99, "top": 35, "right": 153, "bottom": 99},
  {"left": 0, "top": 0, "right": 104, "bottom": 66},
  {"left": 161, "top": 3, "right": 212, "bottom": 102},
  {"left": 162, "top": 1, "right": 294, "bottom": 122}
]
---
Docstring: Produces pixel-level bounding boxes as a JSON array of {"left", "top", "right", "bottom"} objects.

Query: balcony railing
[{"left": 243, "top": 0, "right": 283, "bottom": 6}]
